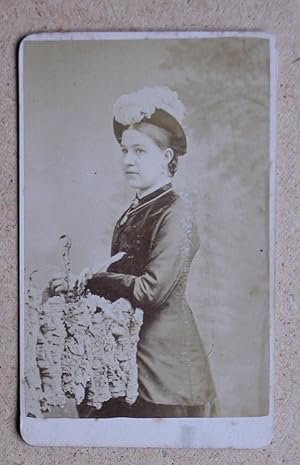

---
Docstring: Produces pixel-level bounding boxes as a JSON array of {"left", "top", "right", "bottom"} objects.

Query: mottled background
[
  {"left": 0, "top": 0, "right": 299, "bottom": 463},
  {"left": 23, "top": 37, "right": 269, "bottom": 418}
]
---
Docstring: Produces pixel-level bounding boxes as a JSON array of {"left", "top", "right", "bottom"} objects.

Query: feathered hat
[{"left": 113, "top": 86, "right": 187, "bottom": 156}]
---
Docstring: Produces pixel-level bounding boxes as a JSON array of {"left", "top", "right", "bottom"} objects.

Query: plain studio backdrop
[{"left": 23, "top": 37, "right": 270, "bottom": 417}]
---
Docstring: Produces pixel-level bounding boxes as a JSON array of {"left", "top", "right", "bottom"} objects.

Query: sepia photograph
[{"left": 19, "top": 31, "right": 276, "bottom": 447}]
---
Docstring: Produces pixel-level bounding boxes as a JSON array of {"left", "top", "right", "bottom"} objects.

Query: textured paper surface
[
  {"left": 19, "top": 31, "right": 274, "bottom": 447},
  {"left": 0, "top": 0, "right": 299, "bottom": 462}
]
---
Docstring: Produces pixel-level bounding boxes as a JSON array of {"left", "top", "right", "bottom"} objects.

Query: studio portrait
[{"left": 21, "top": 34, "right": 271, "bottom": 426}]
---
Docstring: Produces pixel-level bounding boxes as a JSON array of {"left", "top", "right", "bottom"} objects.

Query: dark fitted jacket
[{"left": 87, "top": 184, "right": 215, "bottom": 406}]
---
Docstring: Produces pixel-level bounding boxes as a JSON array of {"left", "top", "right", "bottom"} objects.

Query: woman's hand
[
  {"left": 45, "top": 253, "right": 127, "bottom": 300},
  {"left": 89, "top": 252, "right": 127, "bottom": 275}
]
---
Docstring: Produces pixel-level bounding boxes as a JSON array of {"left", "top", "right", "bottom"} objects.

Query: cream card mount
[{"left": 19, "top": 31, "right": 276, "bottom": 448}]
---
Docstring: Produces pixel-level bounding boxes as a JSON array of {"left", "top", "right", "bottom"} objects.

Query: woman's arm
[{"left": 86, "top": 206, "right": 199, "bottom": 310}]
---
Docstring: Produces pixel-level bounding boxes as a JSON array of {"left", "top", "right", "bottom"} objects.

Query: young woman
[{"left": 51, "top": 86, "right": 216, "bottom": 418}]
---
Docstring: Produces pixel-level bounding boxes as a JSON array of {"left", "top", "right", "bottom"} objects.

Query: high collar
[
  {"left": 135, "top": 182, "right": 173, "bottom": 206},
  {"left": 117, "top": 182, "right": 174, "bottom": 227}
]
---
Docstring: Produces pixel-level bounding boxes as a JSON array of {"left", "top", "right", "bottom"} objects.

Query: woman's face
[{"left": 120, "top": 127, "right": 171, "bottom": 194}]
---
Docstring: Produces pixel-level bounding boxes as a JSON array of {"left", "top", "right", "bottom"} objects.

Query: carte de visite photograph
[{"left": 19, "top": 31, "right": 276, "bottom": 448}]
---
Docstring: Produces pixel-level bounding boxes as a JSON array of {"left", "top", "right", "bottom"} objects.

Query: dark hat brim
[{"left": 113, "top": 108, "right": 187, "bottom": 156}]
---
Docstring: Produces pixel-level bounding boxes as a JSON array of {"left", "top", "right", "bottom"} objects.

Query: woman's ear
[{"left": 164, "top": 147, "right": 174, "bottom": 164}]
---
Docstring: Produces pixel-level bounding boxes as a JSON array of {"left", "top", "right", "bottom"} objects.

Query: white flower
[{"left": 113, "top": 86, "right": 186, "bottom": 126}]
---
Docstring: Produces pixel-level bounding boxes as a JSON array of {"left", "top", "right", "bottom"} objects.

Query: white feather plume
[{"left": 113, "top": 86, "right": 186, "bottom": 126}]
